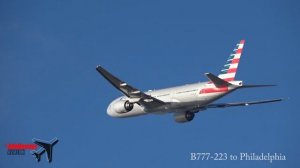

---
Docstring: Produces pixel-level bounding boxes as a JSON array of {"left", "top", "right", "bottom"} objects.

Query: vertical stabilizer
[{"left": 218, "top": 40, "right": 245, "bottom": 81}]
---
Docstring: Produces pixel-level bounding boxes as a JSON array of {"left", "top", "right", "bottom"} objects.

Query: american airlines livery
[{"left": 96, "top": 40, "right": 282, "bottom": 123}]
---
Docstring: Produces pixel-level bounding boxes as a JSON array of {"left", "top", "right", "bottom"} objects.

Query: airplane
[
  {"left": 31, "top": 137, "right": 58, "bottom": 163},
  {"left": 96, "top": 40, "right": 282, "bottom": 123}
]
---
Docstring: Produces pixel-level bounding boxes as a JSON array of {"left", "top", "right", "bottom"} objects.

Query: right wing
[
  {"left": 206, "top": 98, "right": 282, "bottom": 108},
  {"left": 96, "top": 65, "right": 166, "bottom": 108}
]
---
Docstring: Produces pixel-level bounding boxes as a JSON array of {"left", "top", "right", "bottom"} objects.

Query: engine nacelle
[
  {"left": 112, "top": 100, "right": 134, "bottom": 113},
  {"left": 174, "top": 112, "right": 195, "bottom": 123}
]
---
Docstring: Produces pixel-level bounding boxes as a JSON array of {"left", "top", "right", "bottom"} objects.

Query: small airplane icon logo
[{"left": 31, "top": 137, "right": 58, "bottom": 163}]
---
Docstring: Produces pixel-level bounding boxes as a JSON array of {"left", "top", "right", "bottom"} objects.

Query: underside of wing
[
  {"left": 96, "top": 65, "right": 166, "bottom": 109},
  {"left": 206, "top": 98, "right": 282, "bottom": 108}
]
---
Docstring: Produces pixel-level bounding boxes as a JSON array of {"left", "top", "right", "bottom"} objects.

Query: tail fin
[{"left": 218, "top": 40, "right": 245, "bottom": 81}]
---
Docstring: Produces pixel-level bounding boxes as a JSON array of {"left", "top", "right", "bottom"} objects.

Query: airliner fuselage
[{"left": 107, "top": 80, "right": 242, "bottom": 118}]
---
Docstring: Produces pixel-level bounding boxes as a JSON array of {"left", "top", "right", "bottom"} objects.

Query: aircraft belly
[
  {"left": 167, "top": 91, "right": 230, "bottom": 112},
  {"left": 168, "top": 93, "right": 205, "bottom": 110}
]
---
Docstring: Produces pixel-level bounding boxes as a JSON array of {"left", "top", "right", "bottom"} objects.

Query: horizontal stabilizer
[
  {"left": 239, "top": 84, "right": 276, "bottom": 88},
  {"left": 207, "top": 98, "right": 282, "bottom": 108},
  {"left": 205, "top": 73, "right": 230, "bottom": 87}
]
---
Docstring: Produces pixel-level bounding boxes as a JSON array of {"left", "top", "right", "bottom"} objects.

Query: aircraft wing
[
  {"left": 96, "top": 66, "right": 166, "bottom": 108},
  {"left": 206, "top": 98, "right": 282, "bottom": 108}
]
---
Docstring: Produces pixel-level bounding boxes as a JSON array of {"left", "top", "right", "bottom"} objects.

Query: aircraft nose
[{"left": 107, "top": 103, "right": 116, "bottom": 117}]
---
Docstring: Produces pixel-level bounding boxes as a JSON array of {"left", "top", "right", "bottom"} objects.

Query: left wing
[
  {"left": 206, "top": 98, "right": 282, "bottom": 108},
  {"left": 96, "top": 65, "right": 166, "bottom": 108}
]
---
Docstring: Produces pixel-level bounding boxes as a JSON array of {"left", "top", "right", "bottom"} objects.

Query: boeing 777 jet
[{"left": 96, "top": 40, "right": 281, "bottom": 123}]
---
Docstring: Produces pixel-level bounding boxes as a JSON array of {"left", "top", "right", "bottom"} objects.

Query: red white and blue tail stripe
[{"left": 218, "top": 40, "right": 245, "bottom": 81}]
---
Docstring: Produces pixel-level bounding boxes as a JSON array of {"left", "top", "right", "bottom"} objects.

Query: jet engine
[
  {"left": 174, "top": 112, "right": 195, "bottom": 123},
  {"left": 113, "top": 100, "right": 134, "bottom": 113}
]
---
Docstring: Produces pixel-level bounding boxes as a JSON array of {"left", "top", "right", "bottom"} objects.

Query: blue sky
[{"left": 1, "top": 0, "right": 299, "bottom": 167}]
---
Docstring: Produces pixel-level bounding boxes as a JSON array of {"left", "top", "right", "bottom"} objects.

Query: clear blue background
[{"left": 1, "top": 0, "right": 299, "bottom": 167}]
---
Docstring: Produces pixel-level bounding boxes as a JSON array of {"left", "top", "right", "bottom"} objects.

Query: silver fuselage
[{"left": 107, "top": 80, "right": 242, "bottom": 117}]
